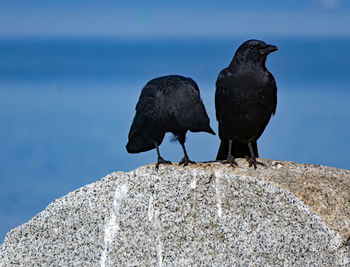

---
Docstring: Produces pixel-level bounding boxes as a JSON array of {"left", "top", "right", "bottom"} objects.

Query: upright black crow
[
  {"left": 215, "top": 40, "right": 278, "bottom": 169},
  {"left": 126, "top": 75, "right": 215, "bottom": 169}
]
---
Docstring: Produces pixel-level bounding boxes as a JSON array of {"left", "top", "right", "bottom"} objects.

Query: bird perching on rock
[
  {"left": 126, "top": 75, "right": 215, "bottom": 169},
  {"left": 215, "top": 40, "right": 278, "bottom": 169}
]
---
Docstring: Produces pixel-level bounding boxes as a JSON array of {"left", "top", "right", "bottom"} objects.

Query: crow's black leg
[
  {"left": 221, "top": 140, "right": 238, "bottom": 167},
  {"left": 246, "top": 142, "right": 266, "bottom": 169},
  {"left": 155, "top": 143, "right": 171, "bottom": 169},
  {"left": 179, "top": 142, "right": 195, "bottom": 166}
]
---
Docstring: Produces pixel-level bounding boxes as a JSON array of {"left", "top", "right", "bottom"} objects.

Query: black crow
[
  {"left": 126, "top": 75, "right": 215, "bottom": 169},
  {"left": 215, "top": 40, "right": 278, "bottom": 169}
]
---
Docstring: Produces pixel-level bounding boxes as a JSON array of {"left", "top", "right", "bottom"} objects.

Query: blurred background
[{"left": 0, "top": 0, "right": 349, "bottom": 241}]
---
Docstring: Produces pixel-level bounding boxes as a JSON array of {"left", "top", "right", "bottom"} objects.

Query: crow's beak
[{"left": 262, "top": 44, "right": 278, "bottom": 55}]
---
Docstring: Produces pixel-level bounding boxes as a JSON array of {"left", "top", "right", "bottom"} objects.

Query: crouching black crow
[{"left": 127, "top": 75, "right": 215, "bottom": 169}]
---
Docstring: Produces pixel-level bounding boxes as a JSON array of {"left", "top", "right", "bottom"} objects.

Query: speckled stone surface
[{"left": 1, "top": 160, "right": 350, "bottom": 266}]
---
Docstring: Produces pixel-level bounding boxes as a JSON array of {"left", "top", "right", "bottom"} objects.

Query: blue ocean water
[{"left": 0, "top": 37, "right": 349, "bottom": 242}]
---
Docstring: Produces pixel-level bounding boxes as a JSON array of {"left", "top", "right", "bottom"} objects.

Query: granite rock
[{"left": 1, "top": 159, "right": 350, "bottom": 266}]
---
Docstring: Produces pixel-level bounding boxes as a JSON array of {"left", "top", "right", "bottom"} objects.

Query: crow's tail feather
[
  {"left": 126, "top": 134, "right": 154, "bottom": 154},
  {"left": 216, "top": 140, "right": 229, "bottom": 160},
  {"left": 216, "top": 140, "right": 258, "bottom": 160}
]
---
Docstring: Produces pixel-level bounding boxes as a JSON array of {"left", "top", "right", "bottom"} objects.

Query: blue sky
[{"left": 0, "top": 0, "right": 349, "bottom": 38}]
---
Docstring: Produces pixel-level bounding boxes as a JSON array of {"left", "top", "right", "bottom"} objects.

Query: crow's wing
[
  {"left": 126, "top": 85, "right": 162, "bottom": 153},
  {"left": 171, "top": 80, "right": 212, "bottom": 133},
  {"left": 269, "top": 72, "right": 277, "bottom": 115},
  {"left": 215, "top": 68, "right": 232, "bottom": 122}
]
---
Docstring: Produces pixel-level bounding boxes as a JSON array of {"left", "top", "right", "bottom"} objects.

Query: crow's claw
[
  {"left": 156, "top": 157, "right": 172, "bottom": 170},
  {"left": 221, "top": 155, "right": 238, "bottom": 167},
  {"left": 179, "top": 156, "right": 196, "bottom": 166},
  {"left": 245, "top": 156, "right": 266, "bottom": 169}
]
